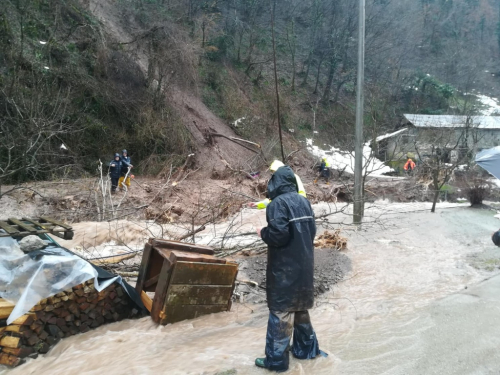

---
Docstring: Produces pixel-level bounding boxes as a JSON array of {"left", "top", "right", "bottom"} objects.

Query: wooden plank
[
  {"left": 140, "top": 291, "right": 153, "bottom": 312},
  {"left": 39, "top": 216, "right": 72, "bottom": 230},
  {"left": 7, "top": 218, "right": 39, "bottom": 233},
  {"left": 170, "top": 262, "right": 238, "bottom": 286},
  {"left": 227, "top": 264, "right": 239, "bottom": 312},
  {"left": 151, "top": 258, "right": 173, "bottom": 324},
  {"left": 143, "top": 274, "right": 160, "bottom": 289},
  {"left": 0, "top": 353, "right": 22, "bottom": 367},
  {"left": 166, "top": 285, "right": 233, "bottom": 305},
  {"left": 0, "top": 299, "right": 14, "bottom": 320},
  {"left": 152, "top": 239, "right": 214, "bottom": 255},
  {"left": 0, "top": 221, "right": 19, "bottom": 235},
  {"left": 161, "top": 304, "right": 228, "bottom": 324},
  {"left": 0, "top": 336, "right": 21, "bottom": 348},
  {"left": 135, "top": 243, "right": 153, "bottom": 294},
  {"left": 156, "top": 248, "right": 226, "bottom": 265},
  {"left": 22, "top": 218, "right": 55, "bottom": 230}
]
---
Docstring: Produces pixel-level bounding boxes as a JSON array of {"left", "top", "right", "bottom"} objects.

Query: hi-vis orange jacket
[{"left": 404, "top": 158, "right": 416, "bottom": 171}]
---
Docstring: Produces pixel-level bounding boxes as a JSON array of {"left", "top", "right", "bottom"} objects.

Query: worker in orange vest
[{"left": 404, "top": 158, "right": 416, "bottom": 174}]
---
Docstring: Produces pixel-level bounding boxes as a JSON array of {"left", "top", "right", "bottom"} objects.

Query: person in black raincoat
[
  {"left": 109, "top": 153, "right": 122, "bottom": 193},
  {"left": 255, "top": 165, "right": 326, "bottom": 372}
]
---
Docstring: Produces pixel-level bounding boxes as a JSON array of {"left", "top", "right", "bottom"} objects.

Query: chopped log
[
  {"left": 27, "top": 335, "right": 41, "bottom": 346},
  {"left": 0, "top": 353, "right": 22, "bottom": 366},
  {"left": 33, "top": 324, "right": 45, "bottom": 335},
  {"left": 0, "top": 336, "right": 21, "bottom": 348},
  {"left": 0, "top": 299, "right": 15, "bottom": 320},
  {"left": 65, "top": 314, "right": 74, "bottom": 322},
  {"left": 11, "top": 314, "right": 34, "bottom": 326},
  {"left": 2, "top": 346, "right": 34, "bottom": 358},
  {"left": 1, "top": 325, "right": 27, "bottom": 334},
  {"left": 29, "top": 302, "right": 45, "bottom": 312},
  {"left": 38, "top": 330, "right": 48, "bottom": 341},
  {"left": 47, "top": 325, "right": 63, "bottom": 339},
  {"left": 22, "top": 329, "right": 35, "bottom": 339},
  {"left": 34, "top": 341, "right": 50, "bottom": 354},
  {"left": 45, "top": 336, "right": 59, "bottom": 346}
]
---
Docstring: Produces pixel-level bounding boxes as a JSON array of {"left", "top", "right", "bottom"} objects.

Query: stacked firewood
[{"left": 0, "top": 279, "right": 140, "bottom": 367}]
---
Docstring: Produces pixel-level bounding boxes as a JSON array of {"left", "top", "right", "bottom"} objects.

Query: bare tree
[
  {"left": 413, "top": 115, "right": 481, "bottom": 212},
  {"left": 0, "top": 74, "right": 80, "bottom": 198}
]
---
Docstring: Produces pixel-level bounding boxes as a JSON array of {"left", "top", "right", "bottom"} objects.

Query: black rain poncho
[{"left": 261, "top": 166, "right": 316, "bottom": 312}]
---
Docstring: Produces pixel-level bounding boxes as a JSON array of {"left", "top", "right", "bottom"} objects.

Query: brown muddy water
[{"left": 2, "top": 203, "right": 500, "bottom": 374}]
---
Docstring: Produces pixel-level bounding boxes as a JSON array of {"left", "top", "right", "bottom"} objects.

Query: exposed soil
[
  {"left": 0, "top": 160, "right": 435, "bottom": 226},
  {"left": 234, "top": 248, "right": 352, "bottom": 304}
]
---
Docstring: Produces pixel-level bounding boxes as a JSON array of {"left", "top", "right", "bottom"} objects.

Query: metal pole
[
  {"left": 270, "top": 0, "right": 286, "bottom": 163},
  {"left": 353, "top": 0, "right": 365, "bottom": 224}
]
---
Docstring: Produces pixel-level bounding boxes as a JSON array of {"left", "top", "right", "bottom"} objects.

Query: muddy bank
[{"left": 234, "top": 248, "right": 352, "bottom": 304}]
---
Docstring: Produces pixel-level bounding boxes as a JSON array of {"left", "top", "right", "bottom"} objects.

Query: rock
[{"left": 19, "top": 235, "right": 47, "bottom": 253}]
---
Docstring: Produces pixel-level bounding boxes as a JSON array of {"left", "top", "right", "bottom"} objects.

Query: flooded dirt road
[{"left": 2, "top": 203, "right": 500, "bottom": 374}]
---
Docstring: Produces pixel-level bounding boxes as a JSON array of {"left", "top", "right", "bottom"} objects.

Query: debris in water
[{"left": 314, "top": 230, "right": 347, "bottom": 250}]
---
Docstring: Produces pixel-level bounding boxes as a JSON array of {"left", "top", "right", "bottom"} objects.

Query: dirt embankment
[{"left": 0, "top": 161, "right": 437, "bottom": 226}]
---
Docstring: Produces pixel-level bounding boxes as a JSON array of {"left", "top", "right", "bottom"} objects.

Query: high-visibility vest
[{"left": 255, "top": 173, "right": 306, "bottom": 209}]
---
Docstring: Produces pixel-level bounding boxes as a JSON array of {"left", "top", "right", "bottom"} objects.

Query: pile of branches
[{"left": 314, "top": 230, "right": 347, "bottom": 250}]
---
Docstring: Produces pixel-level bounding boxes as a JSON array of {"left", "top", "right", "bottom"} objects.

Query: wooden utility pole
[
  {"left": 353, "top": 0, "right": 365, "bottom": 224},
  {"left": 271, "top": 0, "right": 286, "bottom": 163}
]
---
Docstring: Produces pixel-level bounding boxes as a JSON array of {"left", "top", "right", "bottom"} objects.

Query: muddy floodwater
[{"left": 2, "top": 203, "right": 500, "bottom": 374}]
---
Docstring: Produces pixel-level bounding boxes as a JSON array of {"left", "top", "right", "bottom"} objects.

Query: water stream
[{"left": 2, "top": 203, "right": 499, "bottom": 374}]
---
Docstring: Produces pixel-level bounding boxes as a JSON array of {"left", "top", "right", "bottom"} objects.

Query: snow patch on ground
[
  {"left": 306, "top": 139, "right": 394, "bottom": 176},
  {"left": 476, "top": 94, "right": 500, "bottom": 115}
]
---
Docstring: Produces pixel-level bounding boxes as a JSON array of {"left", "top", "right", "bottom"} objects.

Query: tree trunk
[
  {"left": 301, "top": 52, "right": 312, "bottom": 86},
  {"left": 313, "top": 55, "right": 324, "bottom": 94},
  {"left": 431, "top": 189, "right": 439, "bottom": 213},
  {"left": 237, "top": 31, "right": 244, "bottom": 63},
  {"left": 201, "top": 21, "right": 206, "bottom": 48},
  {"left": 322, "top": 57, "right": 337, "bottom": 102},
  {"left": 431, "top": 170, "right": 440, "bottom": 213}
]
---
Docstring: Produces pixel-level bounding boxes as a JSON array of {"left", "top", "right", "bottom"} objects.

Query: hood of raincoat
[{"left": 267, "top": 166, "right": 298, "bottom": 200}]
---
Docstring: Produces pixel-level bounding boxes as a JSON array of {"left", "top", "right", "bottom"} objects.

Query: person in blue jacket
[
  {"left": 119, "top": 149, "right": 133, "bottom": 190},
  {"left": 109, "top": 153, "right": 122, "bottom": 193},
  {"left": 255, "top": 164, "right": 326, "bottom": 372}
]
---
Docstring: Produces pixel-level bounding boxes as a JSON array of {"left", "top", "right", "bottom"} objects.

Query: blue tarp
[{"left": 475, "top": 146, "right": 500, "bottom": 180}]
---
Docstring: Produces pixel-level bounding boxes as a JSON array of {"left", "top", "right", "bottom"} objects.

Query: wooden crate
[{"left": 136, "top": 239, "right": 238, "bottom": 325}]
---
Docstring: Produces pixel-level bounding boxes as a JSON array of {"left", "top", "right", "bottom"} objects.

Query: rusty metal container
[{"left": 136, "top": 239, "right": 238, "bottom": 325}]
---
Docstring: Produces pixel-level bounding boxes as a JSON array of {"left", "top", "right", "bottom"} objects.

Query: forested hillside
[{"left": 1, "top": 0, "right": 499, "bottom": 184}]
